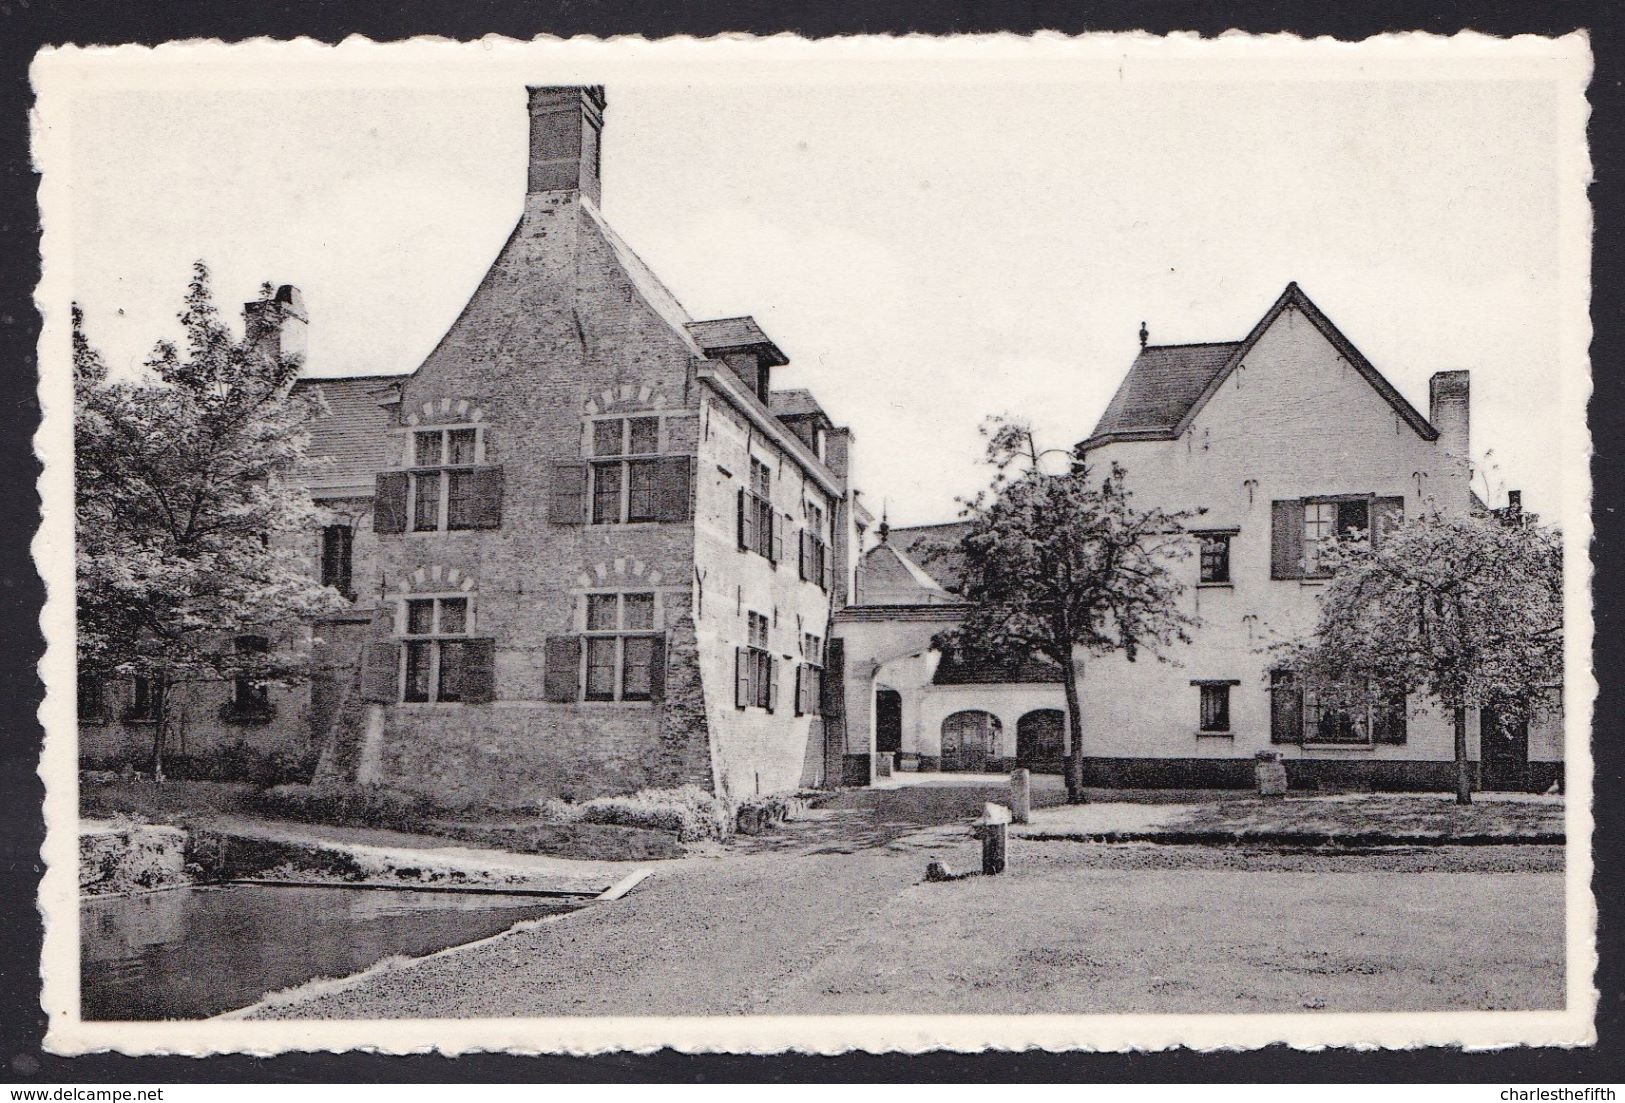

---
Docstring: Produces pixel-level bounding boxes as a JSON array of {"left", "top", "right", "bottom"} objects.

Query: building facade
[
  {"left": 831, "top": 284, "right": 1562, "bottom": 791},
  {"left": 82, "top": 86, "right": 865, "bottom": 807}
]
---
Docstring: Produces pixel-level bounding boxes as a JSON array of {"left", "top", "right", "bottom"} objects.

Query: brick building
[
  {"left": 830, "top": 283, "right": 1562, "bottom": 791},
  {"left": 82, "top": 86, "right": 869, "bottom": 806}
]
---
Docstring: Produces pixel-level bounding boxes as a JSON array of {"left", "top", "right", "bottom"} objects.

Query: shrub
[
  {"left": 163, "top": 741, "right": 317, "bottom": 787},
  {"left": 576, "top": 784, "right": 731, "bottom": 842},
  {"left": 536, "top": 796, "right": 585, "bottom": 824},
  {"left": 249, "top": 782, "right": 439, "bottom": 832}
]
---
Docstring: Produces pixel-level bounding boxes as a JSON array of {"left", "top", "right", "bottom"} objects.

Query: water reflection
[{"left": 82, "top": 885, "right": 579, "bottom": 1020}]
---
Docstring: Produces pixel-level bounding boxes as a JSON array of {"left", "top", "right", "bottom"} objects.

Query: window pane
[
  {"left": 437, "top": 641, "right": 465, "bottom": 702},
  {"left": 412, "top": 472, "right": 441, "bottom": 531},
  {"left": 1200, "top": 535, "right": 1229, "bottom": 583},
  {"left": 593, "top": 419, "right": 622, "bottom": 457},
  {"left": 447, "top": 428, "right": 478, "bottom": 465},
  {"left": 591, "top": 463, "right": 622, "bottom": 524},
  {"left": 585, "top": 637, "right": 617, "bottom": 700},
  {"left": 623, "top": 593, "right": 654, "bottom": 630},
  {"left": 751, "top": 458, "right": 770, "bottom": 496},
  {"left": 587, "top": 593, "right": 618, "bottom": 631},
  {"left": 626, "top": 460, "right": 659, "bottom": 522},
  {"left": 445, "top": 469, "right": 478, "bottom": 529},
  {"left": 414, "top": 430, "right": 443, "bottom": 467},
  {"left": 627, "top": 417, "right": 659, "bottom": 455},
  {"left": 407, "top": 599, "right": 435, "bottom": 635},
  {"left": 621, "top": 636, "right": 654, "bottom": 700},
  {"left": 1200, "top": 685, "right": 1229, "bottom": 731},
  {"left": 1338, "top": 498, "right": 1369, "bottom": 536},
  {"left": 438, "top": 598, "right": 468, "bottom": 635},
  {"left": 404, "top": 640, "right": 433, "bottom": 702}
]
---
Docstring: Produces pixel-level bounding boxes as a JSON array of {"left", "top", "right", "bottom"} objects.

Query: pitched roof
[
  {"left": 887, "top": 521, "right": 971, "bottom": 592},
  {"left": 1080, "top": 283, "right": 1439, "bottom": 451},
  {"left": 292, "top": 374, "right": 405, "bottom": 490},
  {"left": 582, "top": 200, "right": 703, "bottom": 358},
  {"left": 770, "top": 388, "right": 828, "bottom": 421},
  {"left": 685, "top": 316, "right": 789, "bottom": 367},
  {"left": 858, "top": 541, "right": 955, "bottom": 605},
  {"left": 1086, "top": 342, "right": 1241, "bottom": 440}
]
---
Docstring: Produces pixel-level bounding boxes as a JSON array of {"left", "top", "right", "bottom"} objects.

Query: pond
[{"left": 81, "top": 884, "right": 584, "bottom": 1020}]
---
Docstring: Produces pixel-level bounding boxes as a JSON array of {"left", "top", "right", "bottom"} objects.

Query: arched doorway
[
  {"left": 875, "top": 689, "right": 903, "bottom": 755},
  {"left": 1017, "top": 709, "right": 1066, "bottom": 772},
  {"left": 941, "top": 710, "right": 1002, "bottom": 773}
]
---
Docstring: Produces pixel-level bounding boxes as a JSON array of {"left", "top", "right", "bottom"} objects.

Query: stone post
[
  {"left": 1009, "top": 768, "right": 1032, "bottom": 824},
  {"left": 977, "top": 802, "right": 1012, "bottom": 875},
  {"left": 1254, "top": 750, "right": 1288, "bottom": 798}
]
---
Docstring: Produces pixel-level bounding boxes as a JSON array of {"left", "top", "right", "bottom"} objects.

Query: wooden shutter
[
  {"left": 1371, "top": 495, "right": 1404, "bottom": 550},
  {"left": 793, "top": 664, "right": 804, "bottom": 717},
  {"left": 360, "top": 639, "right": 399, "bottom": 704},
  {"left": 1269, "top": 670, "right": 1303, "bottom": 744},
  {"left": 548, "top": 462, "right": 588, "bottom": 524},
  {"left": 651, "top": 456, "right": 692, "bottom": 522},
  {"left": 798, "top": 529, "right": 810, "bottom": 581},
  {"left": 1270, "top": 499, "right": 1302, "bottom": 579},
  {"left": 374, "top": 472, "right": 408, "bottom": 534},
  {"left": 735, "top": 646, "right": 750, "bottom": 709},
  {"left": 469, "top": 466, "right": 504, "bottom": 529},
  {"left": 648, "top": 635, "right": 668, "bottom": 701},
  {"left": 770, "top": 511, "right": 784, "bottom": 564},
  {"left": 737, "top": 489, "right": 753, "bottom": 552},
  {"left": 461, "top": 638, "right": 497, "bottom": 703},
  {"left": 543, "top": 635, "right": 581, "bottom": 701},
  {"left": 766, "top": 655, "right": 779, "bottom": 713},
  {"left": 820, "top": 543, "right": 833, "bottom": 592}
]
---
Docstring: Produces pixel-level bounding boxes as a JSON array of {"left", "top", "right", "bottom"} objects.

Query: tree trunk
[
  {"left": 149, "top": 671, "right": 167, "bottom": 783},
  {"left": 1453, "top": 705, "right": 1472, "bottom": 806},
  {"left": 1061, "top": 649, "right": 1087, "bottom": 805}
]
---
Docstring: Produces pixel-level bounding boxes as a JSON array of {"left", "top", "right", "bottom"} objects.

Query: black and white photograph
[{"left": 33, "top": 33, "right": 1594, "bottom": 1055}]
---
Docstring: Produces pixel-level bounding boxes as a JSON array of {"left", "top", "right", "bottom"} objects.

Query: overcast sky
[{"left": 47, "top": 39, "right": 1589, "bottom": 527}]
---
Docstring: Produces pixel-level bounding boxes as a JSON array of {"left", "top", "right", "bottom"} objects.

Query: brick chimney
[
  {"left": 526, "top": 86, "right": 606, "bottom": 204},
  {"left": 1429, "top": 370, "right": 1471, "bottom": 501},
  {"left": 244, "top": 284, "right": 307, "bottom": 368}
]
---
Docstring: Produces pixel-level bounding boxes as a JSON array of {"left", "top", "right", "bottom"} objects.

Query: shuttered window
[
  {"left": 738, "top": 458, "right": 777, "bottom": 562},
  {"left": 796, "top": 632, "right": 824, "bottom": 717},
  {"left": 736, "top": 611, "right": 776, "bottom": 710},
  {"left": 586, "top": 416, "right": 690, "bottom": 524},
  {"left": 399, "top": 425, "right": 502, "bottom": 533},
  {"left": 397, "top": 594, "right": 490, "bottom": 704},
  {"left": 579, "top": 591, "right": 664, "bottom": 702},
  {"left": 1197, "top": 683, "right": 1231, "bottom": 733}
]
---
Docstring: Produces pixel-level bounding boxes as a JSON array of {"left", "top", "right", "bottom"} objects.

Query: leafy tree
[
  {"left": 75, "top": 262, "right": 342, "bottom": 777},
  {"left": 933, "top": 419, "right": 1198, "bottom": 803},
  {"left": 1276, "top": 508, "right": 1562, "bottom": 804}
]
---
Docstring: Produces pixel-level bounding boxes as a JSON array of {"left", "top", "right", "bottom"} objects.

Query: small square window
[
  {"left": 1199, "top": 534, "right": 1231, "bottom": 584},
  {"left": 627, "top": 417, "right": 659, "bottom": 455},
  {"left": 593, "top": 419, "right": 622, "bottom": 457},
  {"left": 623, "top": 592, "right": 655, "bottom": 630},
  {"left": 1199, "top": 684, "right": 1230, "bottom": 733},
  {"left": 447, "top": 428, "right": 478, "bottom": 465},
  {"left": 587, "top": 593, "right": 618, "bottom": 631},
  {"left": 406, "top": 599, "right": 435, "bottom": 635},
  {"left": 438, "top": 598, "right": 468, "bottom": 635}
]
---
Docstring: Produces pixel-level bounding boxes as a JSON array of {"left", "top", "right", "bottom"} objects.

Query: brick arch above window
[
  {"left": 583, "top": 382, "right": 672, "bottom": 416},
  {"left": 575, "top": 557, "right": 666, "bottom": 588},
  {"left": 394, "top": 564, "right": 477, "bottom": 594},
  {"left": 403, "top": 397, "right": 486, "bottom": 427}
]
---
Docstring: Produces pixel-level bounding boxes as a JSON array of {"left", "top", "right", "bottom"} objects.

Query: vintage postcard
[{"left": 34, "top": 32, "right": 1595, "bottom": 1056}]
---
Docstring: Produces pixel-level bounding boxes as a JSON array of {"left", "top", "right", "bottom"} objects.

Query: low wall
[{"left": 80, "top": 821, "right": 189, "bottom": 896}]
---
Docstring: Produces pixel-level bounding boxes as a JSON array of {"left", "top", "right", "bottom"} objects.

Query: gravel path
[{"left": 252, "top": 784, "right": 1565, "bottom": 1019}]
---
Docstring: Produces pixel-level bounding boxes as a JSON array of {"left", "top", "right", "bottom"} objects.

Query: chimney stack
[
  {"left": 1428, "top": 370, "right": 1471, "bottom": 502},
  {"left": 244, "top": 284, "right": 307, "bottom": 368},
  {"left": 526, "top": 86, "right": 607, "bottom": 205}
]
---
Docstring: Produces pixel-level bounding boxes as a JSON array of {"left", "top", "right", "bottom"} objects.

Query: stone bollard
[
  {"left": 1009, "top": 768, "right": 1032, "bottom": 824},
  {"left": 1254, "top": 750, "right": 1288, "bottom": 798},
  {"left": 976, "top": 802, "right": 1012, "bottom": 875}
]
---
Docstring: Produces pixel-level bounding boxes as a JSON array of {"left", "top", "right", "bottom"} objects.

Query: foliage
[
  {"left": 75, "top": 263, "right": 345, "bottom": 773},
  {"left": 250, "top": 783, "right": 443, "bottom": 832},
  {"left": 1276, "top": 509, "right": 1563, "bottom": 803},
  {"left": 934, "top": 417, "right": 1199, "bottom": 802},
  {"left": 575, "top": 785, "right": 733, "bottom": 842}
]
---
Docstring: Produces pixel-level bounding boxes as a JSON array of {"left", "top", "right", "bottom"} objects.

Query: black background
[{"left": 1, "top": 0, "right": 1619, "bottom": 1084}]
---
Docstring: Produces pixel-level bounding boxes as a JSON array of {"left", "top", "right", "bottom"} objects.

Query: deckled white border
[{"left": 32, "top": 30, "right": 1597, "bottom": 1057}]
